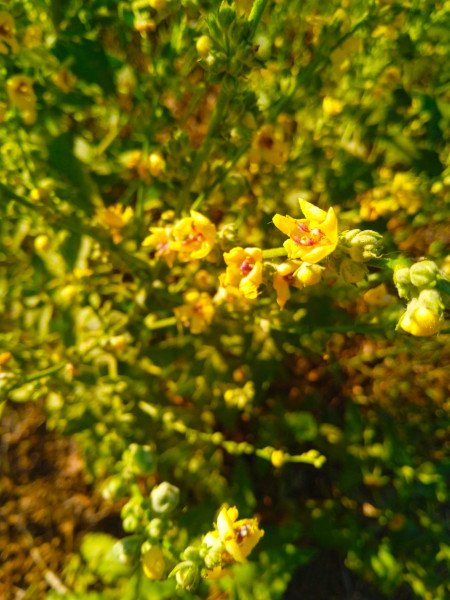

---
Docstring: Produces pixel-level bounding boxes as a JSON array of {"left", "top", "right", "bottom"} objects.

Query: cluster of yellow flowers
[
  {"left": 143, "top": 210, "right": 216, "bottom": 266},
  {"left": 359, "top": 170, "right": 422, "bottom": 221}
]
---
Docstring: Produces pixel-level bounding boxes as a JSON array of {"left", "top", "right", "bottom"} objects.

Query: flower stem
[
  {"left": 262, "top": 247, "right": 287, "bottom": 259},
  {"left": 146, "top": 316, "right": 177, "bottom": 330}
]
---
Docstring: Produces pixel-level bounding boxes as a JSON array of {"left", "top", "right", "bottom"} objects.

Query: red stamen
[{"left": 240, "top": 259, "right": 253, "bottom": 275}]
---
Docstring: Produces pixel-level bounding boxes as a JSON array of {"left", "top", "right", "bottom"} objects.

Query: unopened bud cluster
[{"left": 337, "top": 229, "right": 384, "bottom": 284}]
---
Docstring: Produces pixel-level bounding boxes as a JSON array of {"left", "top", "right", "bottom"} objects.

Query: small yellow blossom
[
  {"left": 170, "top": 211, "right": 216, "bottom": 262},
  {"left": 23, "top": 25, "right": 42, "bottom": 49},
  {"left": 142, "top": 546, "right": 165, "bottom": 580},
  {"left": 0, "top": 12, "right": 19, "bottom": 54},
  {"left": 249, "top": 124, "right": 289, "bottom": 167},
  {"left": 273, "top": 200, "right": 338, "bottom": 263},
  {"left": 271, "top": 449, "right": 286, "bottom": 468},
  {"left": 273, "top": 260, "right": 323, "bottom": 309},
  {"left": 363, "top": 284, "right": 393, "bottom": 307},
  {"left": 399, "top": 301, "right": 441, "bottom": 337},
  {"left": 142, "top": 227, "right": 177, "bottom": 267},
  {"left": 322, "top": 96, "right": 343, "bottom": 117},
  {"left": 216, "top": 506, "right": 264, "bottom": 563},
  {"left": 6, "top": 75, "right": 37, "bottom": 124},
  {"left": 98, "top": 204, "right": 133, "bottom": 244},
  {"left": 174, "top": 290, "right": 215, "bottom": 334},
  {"left": 220, "top": 247, "right": 263, "bottom": 300},
  {"left": 205, "top": 506, "right": 264, "bottom": 564}
]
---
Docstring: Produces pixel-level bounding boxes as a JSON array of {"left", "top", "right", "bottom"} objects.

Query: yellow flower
[
  {"left": 170, "top": 211, "right": 216, "bottom": 262},
  {"left": 6, "top": 75, "right": 37, "bottom": 123},
  {"left": 212, "top": 506, "right": 264, "bottom": 564},
  {"left": 98, "top": 204, "right": 133, "bottom": 244},
  {"left": 143, "top": 227, "right": 176, "bottom": 267},
  {"left": 221, "top": 247, "right": 263, "bottom": 300},
  {"left": 363, "top": 284, "right": 393, "bottom": 307},
  {"left": 23, "top": 25, "right": 42, "bottom": 49},
  {"left": 322, "top": 96, "right": 343, "bottom": 117},
  {"left": 273, "top": 200, "right": 338, "bottom": 263},
  {"left": 399, "top": 301, "right": 442, "bottom": 337},
  {"left": 249, "top": 124, "right": 289, "bottom": 167},
  {"left": 273, "top": 261, "right": 323, "bottom": 309},
  {"left": 0, "top": 12, "right": 19, "bottom": 54},
  {"left": 174, "top": 290, "right": 215, "bottom": 334},
  {"left": 142, "top": 546, "right": 165, "bottom": 580}
]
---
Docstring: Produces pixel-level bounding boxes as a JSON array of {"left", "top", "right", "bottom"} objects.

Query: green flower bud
[
  {"left": 203, "top": 541, "right": 223, "bottom": 569},
  {"left": 218, "top": 4, "right": 236, "bottom": 28},
  {"left": 146, "top": 518, "right": 165, "bottom": 539},
  {"left": 150, "top": 482, "right": 180, "bottom": 515},
  {"left": 417, "top": 289, "right": 443, "bottom": 312},
  {"left": 340, "top": 258, "right": 367, "bottom": 283},
  {"left": 172, "top": 560, "right": 200, "bottom": 591},
  {"left": 125, "top": 444, "right": 155, "bottom": 475},
  {"left": 409, "top": 260, "right": 439, "bottom": 288},
  {"left": 347, "top": 230, "right": 383, "bottom": 262},
  {"left": 393, "top": 266, "right": 414, "bottom": 299},
  {"left": 181, "top": 545, "right": 200, "bottom": 561},
  {"left": 122, "top": 514, "right": 140, "bottom": 532},
  {"left": 340, "top": 229, "right": 360, "bottom": 245}
]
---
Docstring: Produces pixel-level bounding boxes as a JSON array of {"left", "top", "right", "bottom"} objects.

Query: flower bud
[
  {"left": 409, "top": 260, "right": 439, "bottom": 288},
  {"left": 142, "top": 546, "right": 166, "bottom": 580},
  {"left": 34, "top": 234, "right": 49, "bottom": 252},
  {"left": 150, "top": 481, "right": 180, "bottom": 515},
  {"left": 343, "top": 230, "right": 383, "bottom": 262},
  {"left": 293, "top": 262, "right": 323, "bottom": 287},
  {"left": 271, "top": 449, "right": 286, "bottom": 468},
  {"left": 146, "top": 518, "right": 164, "bottom": 539},
  {"left": 196, "top": 35, "right": 212, "bottom": 58},
  {"left": 173, "top": 560, "right": 200, "bottom": 591},
  {"left": 339, "top": 258, "right": 366, "bottom": 283},
  {"left": 399, "top": 290, "right": 443, "bottom": 337},
  {"left": 393, "top": 266, "right": 413, "bottom": 299}
]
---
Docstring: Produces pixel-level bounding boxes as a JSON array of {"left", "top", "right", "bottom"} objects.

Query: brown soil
[{"left": 0, "top": 402, "right": 118, "bottom": 600}]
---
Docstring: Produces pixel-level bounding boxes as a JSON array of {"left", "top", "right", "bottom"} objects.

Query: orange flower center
[{"left": 291, "top": 222, "right": 325, "bottom": 247}]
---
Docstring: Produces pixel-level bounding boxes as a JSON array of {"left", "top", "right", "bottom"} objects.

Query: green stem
[
  {"left": 21, "top": 362, "right": 67, "bottom": 384},
  {"left": 248, "top": 0, "right": 269, "bottom": 38},
  {"left": 262, "top": 247, "right": 287, "bottom": 259},
  {"left": 146, "top": 316, "right": 177, "bottom": 330}
]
